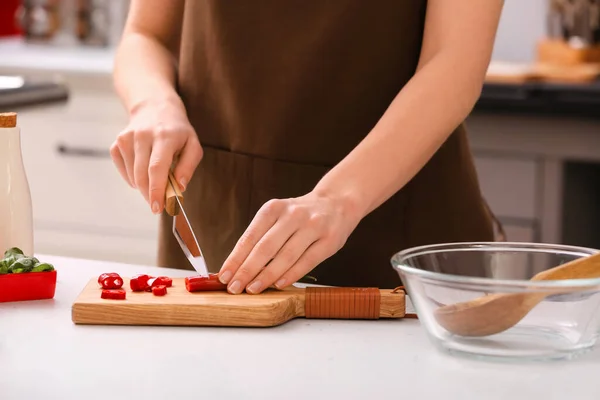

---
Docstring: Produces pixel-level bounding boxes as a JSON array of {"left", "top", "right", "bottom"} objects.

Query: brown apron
[{"left": 157, "top": 0, "right": 496, "bottom": 289}]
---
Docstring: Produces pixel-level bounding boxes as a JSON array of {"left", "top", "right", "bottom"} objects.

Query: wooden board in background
[
  {"left": 534, "top": 62, "right": 600, "bottom": 83},
  {"left": 485, "top": 60, "right": 600, "bottom": 84},
  {"left": 71, "top": 278, "right": 407, "bottom": 327},
  {"left": 485, "top": 61, "right": 536, "bottom": 84}
]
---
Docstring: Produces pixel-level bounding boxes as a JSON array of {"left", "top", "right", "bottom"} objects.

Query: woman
[{"left": 111, "top": 0, "right": 504, "bottom": 294}]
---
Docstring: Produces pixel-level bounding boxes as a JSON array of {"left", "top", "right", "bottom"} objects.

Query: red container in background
[
  {"left": 0, "top": 0, "right": 23, "bottom": 37},
  {"left": 0, "top": 270, "right": 57, "bottom": 302}
]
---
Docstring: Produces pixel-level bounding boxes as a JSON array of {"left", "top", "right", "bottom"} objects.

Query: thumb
[{"left": 173, "top": 138, "right": 203, "bottom": 191}]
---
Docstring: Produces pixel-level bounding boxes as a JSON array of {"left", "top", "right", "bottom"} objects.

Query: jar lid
[{"left": 0, "top": 112, "right": 17, "bottom": 128}]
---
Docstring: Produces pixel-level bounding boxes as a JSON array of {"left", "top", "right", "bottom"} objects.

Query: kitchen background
[{"left": 1, "top": 0, "right": 599, "bottom": 267}]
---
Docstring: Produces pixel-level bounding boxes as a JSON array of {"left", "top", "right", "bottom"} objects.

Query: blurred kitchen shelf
[{"left": 0, "top": 37, "right": 115, "bottom": 75}]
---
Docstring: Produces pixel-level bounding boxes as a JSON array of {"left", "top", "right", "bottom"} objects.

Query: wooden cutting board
[
  {"left": 71, "top": 277, "right": 408, "bottom": 327},
  {"left": 485, "top": 60, "right": 600, "bottom": 84}
]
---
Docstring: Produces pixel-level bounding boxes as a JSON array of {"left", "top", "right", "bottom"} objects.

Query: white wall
[{"left": 491, "top": 0, "right": 548, "bottom": 62}]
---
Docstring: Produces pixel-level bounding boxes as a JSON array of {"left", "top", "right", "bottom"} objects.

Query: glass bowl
[{"left": 391, "top": 242, "right": 600, "bottom": 362}]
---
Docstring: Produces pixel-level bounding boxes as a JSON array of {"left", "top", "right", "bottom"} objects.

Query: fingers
[
  {"left": 272, "top": 241, "right": 330, "bottom": 290},
  {"left": 245, "top": 228, "right": 319, "bottom": 294},
  {"left": 225, "top": 214, "right": 301, "bottom": 294},
  {"left": 172, "top": 137, "right": 203, "bottom": 192},
  {"left": 114, "top": 130, "right": 136, "bottom": 187},
  {"left": 110, "top": 142, "right": 133, "bottom": 188},
  {"left": 218, "top": 200, "right": 284, "bottom": 287},
  {"left": 147, "top": 141, "right": 173, "bottom": 214},
  {"left": 217, "top": 193, "right": 351, "bottom": 295},
  {"left": 111, "top": 121, "right": 202, "bottom": 215},
  {"left": 133, "top": 138, "right": 152, "bottom": 203}
]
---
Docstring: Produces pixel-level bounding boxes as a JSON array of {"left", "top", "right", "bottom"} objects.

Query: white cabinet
[{"left": 7, "top": 71, "right": 159, "bottom": 266}]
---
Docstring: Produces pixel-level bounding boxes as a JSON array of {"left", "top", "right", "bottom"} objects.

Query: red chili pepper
[
  {"left": 145, "top": 277, "right": 169, "bottom": 292},
  {"left": 101, "top": 289, "right": 126, "bottom": 300},
  {"left": 101, "top": 275, "right": 123, "bottom": 290},
  {"left": 157, "top": 276, "right": 172, "bottom": 287},
  {"left": 98, "top": 272, "right": 120, "bottom": 286},
  {"left": 185, "top": 274, "right": 227, "bottom": 292},
  {"left": 145, "top": 278, "right": 155, "bottom": 291},
  {"left": 152, "top": 285, "right": 167, "bottom": 296},
  {"left": 130, "top": 274, "right": 150, "bottom": 292}
]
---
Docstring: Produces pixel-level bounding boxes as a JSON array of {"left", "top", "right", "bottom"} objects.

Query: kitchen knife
[{"left": 165, "top": 172, "right": 209, "bottom": 277}]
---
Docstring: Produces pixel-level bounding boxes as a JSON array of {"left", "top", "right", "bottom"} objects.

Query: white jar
[{"left": 0, "top": 112, "right": 34, "bottom": 257}]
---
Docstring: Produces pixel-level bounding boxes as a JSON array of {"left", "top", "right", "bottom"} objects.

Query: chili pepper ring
[
  {"left": 101, "top": 289, "right": 126, "bottom": 300},
  {"left": 152, "top": 285, "right": 168, "bottom": 296}
]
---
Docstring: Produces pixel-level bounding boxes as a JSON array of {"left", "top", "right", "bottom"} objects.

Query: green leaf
[
  {"left": 3, "top": 247, "right": 24, "bottom": 259},
  {"left": 31, "top": 263, "right": 55, "bottom": 272},
  {"left": 1, "top": 247, "right": 56, "bottom": 274},
  {"left": 0, "top": 260, "right": 9, "bottom": 275},
  {"left": 3, "top": 253, "right": 25, "bottom": 268},
  {"left": 8, "top": 257, "right": 36, "bottom": 273}
]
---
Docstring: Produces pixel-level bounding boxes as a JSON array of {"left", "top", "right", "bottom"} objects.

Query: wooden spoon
[{"left": 433, "top": 251, "right": 600, "bottom": 337}]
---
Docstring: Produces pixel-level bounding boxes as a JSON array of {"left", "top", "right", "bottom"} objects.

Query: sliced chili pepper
[
  {"left": 152, "top": 285, "right": 167, "bottom": 296},
  {"left": 130, "top": 274, "right": 150, "bottom": 292},
  {"left": 157, "top": 276, "right": 172, "bottom": 287},
  {"left": 145, "top": 277, "right": 169, "bottom": 292},
  {"left": 101, "top": 289, "right": 126, "bottom": 300},
  {"left": 185, "top": 274, "right": 227, "bottom": 292},
  {"left": 101, "top": 275, "right": 123, "bottom": 290},
  {"left": 98, "top": 272, "right": 120, "bottom": 286},
  {"left": 145, "top": 278, "right": 155, "bottom": 291}
]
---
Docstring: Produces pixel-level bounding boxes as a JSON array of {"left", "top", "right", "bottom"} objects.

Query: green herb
[
  {"left": 8, "top": 257, "right": 36, "bottom": 273},
  {"left": 0, "top": 260, "right": 9, "bottom": 275},
  {"left": 4, "top": 247, "right": 24, "bottom": 258},
  {"left": 3, "top": 253, "right": 24, "bottom": 268},
  {"left": 0, "top": 247, "right": 55, "bottom": 274},
  {"left": 31, "top": 263, "right": 54, "bottom": 272}
]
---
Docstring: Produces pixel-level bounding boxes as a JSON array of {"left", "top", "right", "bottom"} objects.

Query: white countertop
[
  {"left": 0, "top": 38, "right": 115, "bottom": 75},
  {"left": 2, "top": 254, "right": 600, "bottom": 400}
]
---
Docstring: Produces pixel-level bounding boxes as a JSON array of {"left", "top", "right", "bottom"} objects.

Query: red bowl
[{"left": 0, "top": 270, "right": 57, "bottom": 303}]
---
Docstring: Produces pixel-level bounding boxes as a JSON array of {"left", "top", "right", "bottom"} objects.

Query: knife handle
[{"left": 165, "top": 172, "right": 184, "bottom": 216}]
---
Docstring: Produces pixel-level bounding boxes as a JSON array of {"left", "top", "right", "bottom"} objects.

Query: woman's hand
[
  {"left": 217, "top": 191, "right": 363, "bottom": 294},
  {"left": 110, "top": 98, "right": 203, "bottom": 214}
]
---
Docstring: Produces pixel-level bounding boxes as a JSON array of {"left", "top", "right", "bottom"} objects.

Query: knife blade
[{"left": 165, "top": 172, "right": 209, "bottom": 277}]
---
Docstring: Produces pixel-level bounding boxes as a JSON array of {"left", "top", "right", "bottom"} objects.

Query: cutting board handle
[{"left": 303, "top": 287, "right": 409, "bottom": 319}]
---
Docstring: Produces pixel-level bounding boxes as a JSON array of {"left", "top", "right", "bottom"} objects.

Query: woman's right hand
[{"left": 110, "top": 98, "right": 203, "bottom": 214}]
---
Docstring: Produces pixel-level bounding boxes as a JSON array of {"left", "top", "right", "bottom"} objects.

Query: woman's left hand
[{"left": 217, "top": 191, "right": 362, "bottom": 294}]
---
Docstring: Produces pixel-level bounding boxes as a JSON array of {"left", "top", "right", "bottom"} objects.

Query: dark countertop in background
[
  {"left": 475, "top": 80, "right": 600, "bottom": 119},
  {"left": 0, "top": 77, "right": 69, "bottom": 108}
]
